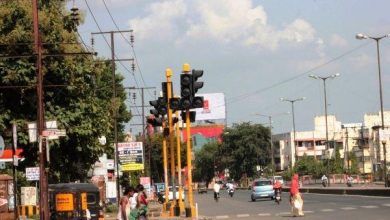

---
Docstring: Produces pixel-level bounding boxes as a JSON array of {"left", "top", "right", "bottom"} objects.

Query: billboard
[
  {"left": 118, "top": 142, "right": 144, "bottom": 171},
  {"left": 194, "top": 93, "right": 226, "bottom": 121}
]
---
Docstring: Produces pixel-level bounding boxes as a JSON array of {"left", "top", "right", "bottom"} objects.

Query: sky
[{"left": 71, "top": 0, "right": 390, "bottom": 135}]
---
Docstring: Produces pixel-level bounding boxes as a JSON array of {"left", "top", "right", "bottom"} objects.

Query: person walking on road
[
  {"left": 213, "top": 182, "right": 221, "bottom": 202},
  {"left": 290, "top": 174, "right": 304, "bottom": 217},
  {"left": 117, "top": 186, "right": 134, "bottom": 220}
]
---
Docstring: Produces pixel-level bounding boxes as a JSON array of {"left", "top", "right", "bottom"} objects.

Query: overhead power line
[{"left": 101, "top": 0, "right": 154, "bottom": 99}]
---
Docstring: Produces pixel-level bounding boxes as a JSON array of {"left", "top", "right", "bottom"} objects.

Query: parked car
[
  {"left": 250, "top": 179, "right": 274, "bottom": 202},
  {"left": 198, "top": 182, "right": 208, "bottom": 194},
  {"left": 272, "top": 176, "right": 284, "bottom": 185}
]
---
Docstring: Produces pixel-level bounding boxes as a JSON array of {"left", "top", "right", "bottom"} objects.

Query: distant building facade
[{"left": 273, "top": 112, "right": 390, "bottom": 181}]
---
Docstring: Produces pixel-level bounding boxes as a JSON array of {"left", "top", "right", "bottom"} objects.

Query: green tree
[
  {"left": 331, "top": 145, "right": 344, "bottom": 174},
  {"left": 220, "top": 122, "right": 270, "bottom": 181},
  {"left": 193, "top": 141, "right": 219, "bottom": 185},
  {"left": 0, "top": 0, "right": 130, "bottom": 182}
]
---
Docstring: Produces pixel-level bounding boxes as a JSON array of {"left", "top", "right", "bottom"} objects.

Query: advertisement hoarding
[
  {"left": 118, "top": 142, "right": 144, "bottom": 171},
  {"left": 194, "top": 93, "right": 226, "bottom": 121}
]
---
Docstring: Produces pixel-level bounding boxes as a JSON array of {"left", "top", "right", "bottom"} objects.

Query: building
[{"left": 272, "top": 111, "right": 390, "bottom": 181}]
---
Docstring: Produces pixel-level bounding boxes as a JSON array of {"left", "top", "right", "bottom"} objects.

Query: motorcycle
[
  {"left": 274, "top": 188, "right": 282, "bottom": 204},
  {"left": 228, "top": 188, "right": 234, "bottom": 197},
  {"left": 322, "top": 180, "right": 327, "bottom": 187},
  {"left": 347, "top": 178, "right": 353, "bottom": 187},
  {"left": 214, "top": 192, "right": 220, "bottom": 202}
]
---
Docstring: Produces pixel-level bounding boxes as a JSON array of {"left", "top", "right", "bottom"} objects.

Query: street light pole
[
  {"left": 309, "top": 73, "right": 339, "bottom": 186},
  {"left": 356, "top": 33, "right": 389, "bottom": 187},
  {"left": 256, "top": 112, "right": 289, "bottom": 174},
  {"left": 280, "top": 98, "right": 305, "bottom": 166}
]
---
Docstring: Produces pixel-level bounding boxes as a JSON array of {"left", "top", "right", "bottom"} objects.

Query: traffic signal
[
  {"left": 149, "top": 99, "right": 160, "bottom": 117},
  {"left": 191, "top": 69, "right": 204, "bottom": 108},
  {"left": 191, "top": 69, "right": 204, "bottom": 94},
  {"left": 147, "top": 116, "right": 163, "bottom": 127},
  {"left": 180, "top": 74, "right": 193, "bottom": 109},
  {"left": 169, "top": 97, "right": 181, "bottom": 111},
  {"left": 181, "top": 111, "right": 196, "bottom": 123}
]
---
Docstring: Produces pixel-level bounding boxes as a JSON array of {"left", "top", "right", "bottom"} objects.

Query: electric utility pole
[{"left": 91, "top": 30, "right": 134, "bottom": 204}]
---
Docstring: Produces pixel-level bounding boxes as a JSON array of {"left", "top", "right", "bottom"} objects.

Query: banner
[
  {"left": 194, "top": 93, "right": 226, "bottom": 121},
  {"left": 118, "top": 142, "right": 144, "bottom": 171}
]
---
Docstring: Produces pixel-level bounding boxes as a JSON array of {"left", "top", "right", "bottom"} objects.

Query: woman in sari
[{"left": 290, "top": 174, "right": 304, "bottom": 217}]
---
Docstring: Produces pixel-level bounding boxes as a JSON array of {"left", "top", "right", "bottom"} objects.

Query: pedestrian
[
  {"left": 136, "top": 184, "right": 149, "bottom": 220},
  {"left": 116, "top": 186, "right": 134, "bottom": 220},
  {"left": 129, "top": 187, "right": 139, "bottom": 220},
  {"left": 290, "top": 174, "right": 304, "bottom": 217},
  {"left": 213, "top": 181, "right": 221, "bottom": 202}
]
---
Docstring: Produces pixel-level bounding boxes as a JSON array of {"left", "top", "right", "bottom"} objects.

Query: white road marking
[
  {"left": 215, "top": 215, "right": 229, "bottom": 219},
  {"left": 276, "top": 212, "right": 291, "bottom": 216},
  {"left": 361, "top": 205, "right": 378, "bottom": 209},
  {"left": 321, "top": 209, "right": 335, "bottom": 212},
  {"left": 237, "top": 214, "right": 250, "bottom": 218},
  {"left": 382, "top": 203, "right": 390, "bottom": 207},
  {"left": 341, "top": 207, "right": 356, "bottom": 210},
  {"left": 303, "top": 210, "right": 314, "bottom": 213},
  {"left": 258, "top": 213, "right": 271, "bottom": 216}
]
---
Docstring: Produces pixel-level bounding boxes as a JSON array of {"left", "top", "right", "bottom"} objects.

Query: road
[{"left": 194, "top": 189, "right": 390, "bottom": 220}]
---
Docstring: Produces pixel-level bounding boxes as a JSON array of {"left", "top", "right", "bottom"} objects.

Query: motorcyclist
[
  {"left": 273, "top": 179, "right": 282, "bottom": 202},
  {"left": 226, "top": 182, "right": 234, "bottom": 191},
  {"left": 347, "top": 175, "right": 353, "bottom": 187},
  {"left": 321, "top": 174, "right": 328, "bottom": 187}
]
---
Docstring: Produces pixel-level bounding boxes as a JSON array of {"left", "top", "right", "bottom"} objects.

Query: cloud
[
  {"left": 330, "top": 34, "right": 348, "bottom": 48},
  {"left": 128, "top": 0, "right": 187, "bottom": 40},
  {"left": 128, "top": 0, "right": 317, "bottom": 50}
]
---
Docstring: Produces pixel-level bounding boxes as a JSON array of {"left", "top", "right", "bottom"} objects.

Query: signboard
[
  {"left": 0, "top": 136, "right": 4, "bottom": 157},
  {"left": 26, "top": 167, "right": 40, "bottom": 181},
  {"left": 118, "top": 142, "right": 144, "bottom": 171},
  {"left": 194, "top": 93, "right": 226, "bottom": 121},
  {"left": 28, "top": 120, "right": 58, "bottom": 142},
  {"left": 140, "top": 177, "right": 151, "bottom": 198},
  {"left": 379, "top": 129, "right": 390, "bottom": 143},
  {"left": 21, "top": 187, "right": 37, "bottom": 206},
  {"left": 55, "top": 193, "right": 74, "bottom": 211},
  {"left": 42, "top": 129, "right": 66, "bottom": 137},
  {"left": 81, "top": 193, "right": 87, "bottom": 210}
]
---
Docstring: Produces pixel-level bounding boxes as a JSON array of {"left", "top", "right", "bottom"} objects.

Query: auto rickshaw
[{"left": 49, "top": 183, "right": 104, "bottom": 220}]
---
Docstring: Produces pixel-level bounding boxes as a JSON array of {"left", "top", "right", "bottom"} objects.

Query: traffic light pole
[
  {"left": 162, "top": 118, "right": 169, "bottom": 209},
  {"left": 166, "top": 69, "right": 178, "bottom": 215},
  {"left": 176, "top": 111, "right": 184, "bottom": 212},
  {"left": 185, "top": 109, "right": 195, "bottom": 216}
]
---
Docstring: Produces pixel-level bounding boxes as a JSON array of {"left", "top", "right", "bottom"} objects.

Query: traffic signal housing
[
  {"left": 180, "top": 74, "right": 193, "bottom": 109},
  {"left": 191, "top": 69, "right": 204, "bottom": 109}
]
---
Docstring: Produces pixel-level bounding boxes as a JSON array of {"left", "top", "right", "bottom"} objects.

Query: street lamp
[
  {"left": 255, "top": 112, "right": 289, "bottom": 174},
  {"left": 280, "top": 97, "right": 306, "bottom": 166},
  {"left": 356, "top": 33, "right": 389, "bottom": 187},
  {"left": 309, "top": 73, "right": 340, "bottom": 186}
]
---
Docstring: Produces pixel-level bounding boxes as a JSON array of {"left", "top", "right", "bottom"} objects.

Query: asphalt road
[{"left": 194, "top": 189, "right": 390, "bottom": 220}]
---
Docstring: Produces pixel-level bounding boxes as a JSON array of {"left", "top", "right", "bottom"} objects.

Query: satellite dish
[{"left": 0, "top": 136, "right": 4, "bottom": 157}]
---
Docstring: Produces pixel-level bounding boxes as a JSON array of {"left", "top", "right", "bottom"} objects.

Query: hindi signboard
[
  {"left": 118, "top": 142, "right": 144, "bottom": 171},
  {"left": 26, "top": 167, "right": 40, "bottom": 181}
]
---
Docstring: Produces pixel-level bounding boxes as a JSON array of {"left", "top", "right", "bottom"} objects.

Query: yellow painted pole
[
  {"left": 176, "top": 111, "right": 184, "bottom": 212},
  {"left": 166, "top": 69, "right": 177, "bottom": 216},
  {"left": 162, "top": 119, "right": 169, "bottom": 212},
  {"left": 186, "top": 110, "right": 195, "bottom": 217}
]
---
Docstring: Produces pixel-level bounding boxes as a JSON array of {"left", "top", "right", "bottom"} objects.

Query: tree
[
  {"left": 193, "top": 141, "right": 219, "bottom": 185},
  {"left": 331, "top": 145, "right": 344, "bottom": 174},
  {"left": 220, "top": 122, "right": 271, "bottom": 181},
  {"left": 0, "top": 0, "right": 130, "bottom": 182}
]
